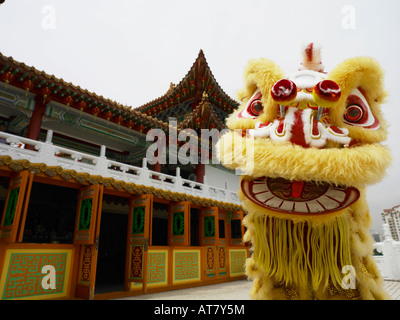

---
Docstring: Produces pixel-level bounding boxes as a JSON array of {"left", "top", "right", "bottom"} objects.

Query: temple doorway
[
  {"left": 190, "top": 208, "right": 200, "bottom": 246},
  {"left": 22, "top": 181, "right": 78, "bottom": 244},
  {"left": 95, "top": 197, "right": 128, "bottom": 294},
  {"left": 152, "top": 201, "right": 169, "bottom": 246}
]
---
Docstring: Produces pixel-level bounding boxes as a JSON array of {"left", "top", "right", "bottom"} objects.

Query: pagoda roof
[
  {"left": 134, "top": 50, "right": 239, "bottom": 118},
  {"left": 0, "top": 50, "right": 238, "bottom": 139}
]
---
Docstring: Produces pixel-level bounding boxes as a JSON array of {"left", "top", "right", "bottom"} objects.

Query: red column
[
  {"left": 152, "top": 161, "right": 162, "bottom": 173},
  {"left": 195, "top": 163, "right": 205, "bottom": 184},
  {"left": 26, "top": 95, "right": 48, "bottom": 144}
]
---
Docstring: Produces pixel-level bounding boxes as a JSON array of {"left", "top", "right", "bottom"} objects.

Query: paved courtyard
[{"left": 116, "top": 279, "right": 400, "bottom": 300}]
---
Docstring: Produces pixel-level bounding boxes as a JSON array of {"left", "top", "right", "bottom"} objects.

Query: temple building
[{"left": 0, "top": 50, "right": 249, "bottom": 300}]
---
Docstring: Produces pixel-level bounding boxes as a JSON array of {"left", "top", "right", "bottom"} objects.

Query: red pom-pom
[{"left": 271, "top": 79, "right": 297, "bottom": 104}]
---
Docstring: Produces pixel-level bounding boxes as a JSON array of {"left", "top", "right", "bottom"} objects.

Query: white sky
[{"left": 1, "top": 0, "right": 399, "bottom": 234}]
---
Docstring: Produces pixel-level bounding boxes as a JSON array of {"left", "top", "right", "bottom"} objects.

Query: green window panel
[
  {"left": 78, "top": 198, "right": 93, "bottom": 231},
  {"left": 172, "top": 211, "right": 185, "bottom": 236},
  {"left": 3, "top": 187, "right": 20, "bottom": 226},
  {"left": 204, "top": 216, "right": 215, "bottom": 237},
  {"left": 132, "top": 206, "right": 145, "bottom": 234}
]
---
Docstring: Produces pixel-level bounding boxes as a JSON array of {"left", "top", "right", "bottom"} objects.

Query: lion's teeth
[{"left": 243, "top": 177, "right": 359, "bottom": 215}]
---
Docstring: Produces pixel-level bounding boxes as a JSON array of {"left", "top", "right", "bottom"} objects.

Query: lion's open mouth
[{"left": 241, "top": 177, "right": 360, "bottom": 215}]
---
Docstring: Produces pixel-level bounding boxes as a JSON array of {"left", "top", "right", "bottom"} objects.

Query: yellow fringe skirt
[{"left": 253, "top": 214, "right": 352, "bottom": 291}]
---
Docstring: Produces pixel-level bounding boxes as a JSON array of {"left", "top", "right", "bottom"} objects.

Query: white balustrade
[{"left": 0, "top": 130, "right": 241, "bottom": 205}]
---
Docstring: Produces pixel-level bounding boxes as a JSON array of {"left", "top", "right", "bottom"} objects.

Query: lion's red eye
[
  {"left": 342, "top": 88, "right": 379, "bottom": 129},
  {"left": 344, "top": 105, "right": 364, "bottom": 123},
  {"left": 249, "top": 100, "right": 263, "bottom": 116},
  {"left": 237, "top": 90, "right": 263, "bottom": 119}
]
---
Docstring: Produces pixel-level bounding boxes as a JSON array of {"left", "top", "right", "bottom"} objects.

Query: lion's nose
[
  {"left": 271, "top": 79, "right": 298, "bottom": 104},
  {"left": 313, "top": 80, "right": 341, "bottom": 120},
  {"left": 271, "top": 79, "right": 298, "bottom": 118},
  {"left": 269, "top": 79, "right": 342, "bottom": 148},
  {"left": 271, "top": 78, "right": 341, "bottom": 119}
]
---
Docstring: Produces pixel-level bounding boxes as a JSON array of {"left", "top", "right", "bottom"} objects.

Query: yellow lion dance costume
[{"left": 217, "top": 43, "right": 392, "bottom": 300}]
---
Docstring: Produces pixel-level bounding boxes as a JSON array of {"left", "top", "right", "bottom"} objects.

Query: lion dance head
[{"left": 217, "top": 43, "right": 392, "bottom": 300}]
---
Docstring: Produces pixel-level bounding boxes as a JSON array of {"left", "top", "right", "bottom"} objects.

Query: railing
[
  {"left": 374, "top": 225, "right": 400, "bottom": 281},
  {"left": 0, "top": 130, "right": 241, "bottom": 205}
]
